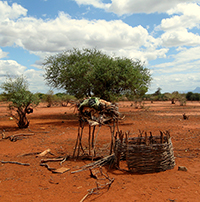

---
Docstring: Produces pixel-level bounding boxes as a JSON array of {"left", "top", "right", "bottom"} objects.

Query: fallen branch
[
  {"left": 1, "top": 160, "right": 30, "bottom": 166},
  {"left": 80, "top": 167, "right": 114, "bottom": 202},
  {"left": 36, "top": 149, "right": 51, "bottom": 157},
  {"left": 28, "top": 129, "right": 50, "bottom": 134},
  {"left": 17, "top": 152, "right": 41, "bottom": 157},
  {"left": 40, "top": 163, "right": 56, "bottom": 171},
  {"left": 71, "top": 154, "right": 115, "bottom": 174},
  {"left": 41, "top": 157, "right": 65, "bottom": 163},
  {"left": 1, "top": 133, "right": 35, "bottom": 142},
  {"left": 40, "top": 163, "right": 70, "bottom": 173}
]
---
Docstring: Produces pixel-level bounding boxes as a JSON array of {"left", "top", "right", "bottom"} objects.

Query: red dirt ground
[{"left": 0, "top": 101, "right": 199, "bottom": 202}]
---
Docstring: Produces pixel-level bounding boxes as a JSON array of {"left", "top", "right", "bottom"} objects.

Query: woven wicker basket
[{"left": 115, "top": 131, "right": 175, "bottom": 173}]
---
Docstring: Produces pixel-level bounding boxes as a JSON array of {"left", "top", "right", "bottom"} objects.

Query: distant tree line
[
  {"left": 143, "top": 88, "right": 200, "bottom": 104},
  {"left": 186, "top": 92, "right": 200, "bottom": 101}
]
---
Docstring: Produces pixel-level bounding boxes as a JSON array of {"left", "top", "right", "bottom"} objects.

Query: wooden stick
[
  {"left": 92, "top": 125, "right": 96, "bottom": 148},
  {"left": 88, "top": 125, "right": 91, "bottom": 156},
  {"left": 71, "top": 154, "right": 115, "bottom": 174},
  {"left": 1, "top": 133, "right": 35, "bottom": 141},
  {"left": 77, "top": 121, "right": 85, "bottom": 158},
  {"left": 40, "top": 163, "right": 56, "bottom": 171},
  {"left": 73, "top": 121, "right": 81, "bottom": 158},
  {"left": 40, "top": 158, "right": 65, "bottom": 163},
  {"left": 1, "top": 160, "right": 30, "bottom": 166},
  {"left": 36, "top": 149, "right": 51, "bottom": 157},
  {"left": 160, "top": 131, "right": 164, "bottom": 143},
  {"left": 79, "top": 168, "right": 114, "bottom": 202},
  {"left": 92, "top": 125, "right": 102, "bottom": 159},
  {"left": 17, "top": 152, "right": 41, "bottom": 157}
]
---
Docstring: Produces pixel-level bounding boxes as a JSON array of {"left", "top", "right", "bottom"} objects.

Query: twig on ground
[
  {"left": 1, "top": 160, "right": 30, "bottom": 166},
  {"left": 40, "top": 163, "right": 56, "bottom": 171},
  {"left": 80, "top": 167, "right": 114, "bottom": 202},
  {"left": 17, "top": 152, "right": 41, "bottom": 157},
  {"left": 1, "top": 133, "right": 35, "bottom": 142},
  {"left": 36, "top": 149, "right": 51, "bottom": 157}
]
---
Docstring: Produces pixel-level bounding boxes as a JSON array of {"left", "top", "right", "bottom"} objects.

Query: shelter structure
[{"left": 73, "top": 97, "right": 123, "bottom": 158}]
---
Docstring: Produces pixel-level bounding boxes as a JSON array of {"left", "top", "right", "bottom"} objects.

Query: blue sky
[{"left": 1, "top": 0, "right": 200, "bottom": 94}]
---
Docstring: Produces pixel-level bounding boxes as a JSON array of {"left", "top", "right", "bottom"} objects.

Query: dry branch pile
[{"left": 77, "top": 97, "right": 122, "bottom": 125}]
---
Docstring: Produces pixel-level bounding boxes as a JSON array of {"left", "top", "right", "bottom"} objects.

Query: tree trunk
[{"left": 17, "top": 109, "right": 29, "bottom": 128}]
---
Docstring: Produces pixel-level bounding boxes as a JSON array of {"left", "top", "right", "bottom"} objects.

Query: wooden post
[
  {"left": 160, "top": 131, "right": 164, "bottom": 143},
  {"left": 91, "top": 125, "right": 96, "bottom": 149},
  {"left": 109, "top": 120, "right": 116, "bottom": 155},
  {"left": 88, "top": 125, "right": 91, "bottom": 155},
  {"left": 73, "top": 119, "right": 81, "bottom": 158},
  {"left": 77, "top": 120, "right": 85, "bottom": 158},
  {"left": 145, "top": 132, "right": 148, "bottom": 145}
]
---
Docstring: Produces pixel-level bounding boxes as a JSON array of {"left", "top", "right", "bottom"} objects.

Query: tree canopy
[{"left": 43, "top": 48, "right": 152, "bottom": 101}]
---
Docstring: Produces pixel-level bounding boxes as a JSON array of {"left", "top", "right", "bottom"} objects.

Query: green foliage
[
  {"left": 42, "top": 90, "right": 56, "bottom": 107},
  {"left": 0, "top": 75, "right": 40, "bottom": 128},
  {"left": 34, "top": 92, "right": 45, "bottom": 100},
  {"left": 0, "top": 93, "right": 7, "bottom": 102},
  {"left": 186, "top": 92, "right": 200, "bottom": 101},
  {"left": 43, "top": 48, "right": 152, "bottom": 101},
  {"left": 153, "top": 87, "right": 162, "bottom": 96},
  {"left": 55, "top": 93, "right": 76, "bottom": 104},
  {"left": 42, "top": 91, "right": 76, "bottom": 107}
]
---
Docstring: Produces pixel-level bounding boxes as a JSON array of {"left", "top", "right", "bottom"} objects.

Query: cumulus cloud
[
  {"left": 74, "top": 0, "right": 195, "bottom": 15},
  {"left": 24, "top": 69, "right": 49, "bottom": 93},
  {"left": 150, "top": 72, "right": 200, "bottom": 93},
  {"left": 0, "top": 9, "right": 164, "bottom": 63},
  {"left": 155, "top": 2, "right": 200, "bottom": 48},
  {"left": 149, "top": 45, "right": 200, "bottom": 93},
  {"left": 1, "top": 1, "right": 200, "bottom": 94},
  {"left": 161, "top": 3, "right": 200, "bottom": 30},
  {"left": 0, "top": 60, "right": 27, "bottom": 75},
  {"left": 0, "top": 59, "right": 49, "bottom": 93},
  {"left": 74, "top": 0, "right": 111, "bottom": 9},
  {"left": 0, "top": 60, "right": 27, "bottom": 88},
  {"left": 0, "top": 1, "right": 27, "bottom": 20},
  {"left": 0, "top": 48, "right": 8, "bottom": 59},
  {"left": 153, "top": 46, "right": 200, "bottom": 70},
  {"left": 150, "top": 46, "right": 200, "bottom": 93},
  {"left": 161, "top": 28, "right": 200, "bottom": 47}
]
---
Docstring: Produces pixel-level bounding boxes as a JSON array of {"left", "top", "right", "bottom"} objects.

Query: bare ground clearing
[{"left": 0, "top": 101, "right": 200, "bottom": 202}]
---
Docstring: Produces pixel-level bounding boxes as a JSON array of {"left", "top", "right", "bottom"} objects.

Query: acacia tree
[
  {"left": 1, "top": 75, "right": 40, "bottom": 128},
  {"left": 44, "top": 48, "right": 152, "bottom": 101}
]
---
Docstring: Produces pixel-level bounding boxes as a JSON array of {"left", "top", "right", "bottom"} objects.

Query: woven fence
[{"left": 114, "top": 131, "right": 175, "bottom": 173}]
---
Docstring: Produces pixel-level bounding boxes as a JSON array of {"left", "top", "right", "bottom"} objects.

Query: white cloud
[
  {"left": 161, "top": 28, "right": 200, "bottom": 47},
  {"left": 161, "top": 3, "right": 200, "bottom": 30},
  {"left": 1, "top": 1, "right": 200, "bottom": 94},
  {"left": 0, "top": 60, "right": 27, "bottom": 88},
  {"left": 0, "top": 9, "right": 164, "bottom": 63},
  {"left": 0, "top": 48, "right": 8, "bottom": 59},
  {"left": 149, "top": 46, "right": 200, "bottom": 93},
  {"left": 153, "top": 46, "right": 200, "bottom": 69},
  {"left": 74, "top": 0, "right": 111, "bottom": 9},
  {"left": 24, "top": 69, "right": 49, "bottom": 93},
  {"left": 0, "top": 59, "right": 49, "bottom": 93},
  {"left": 74, "top": 0, "right": 196, "bottom": 15},
  {"left": 150, "top": 72, "right": 200, "bottom": 93},
  {"left": 0, "top": 1, "right": 27, "bottom": 20},
  {"left": 0, "top": 60, "right": 27, "bottom": 75},
  {"left": 157, "top": 3, "right": 200, "bottom": 47}
]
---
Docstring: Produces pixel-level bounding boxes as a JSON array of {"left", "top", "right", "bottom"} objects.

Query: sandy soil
[{"left": 0, "top": 101, "right": 199, "bottom": 202}]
